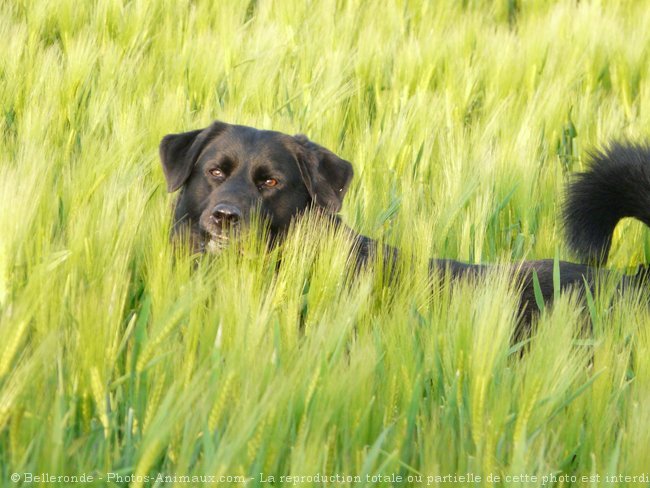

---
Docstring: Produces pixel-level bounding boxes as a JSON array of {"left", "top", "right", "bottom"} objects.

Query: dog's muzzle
[
  {"left": 202, "top": 203, "right": 243, "bottom": 253},
  {"left": 211, "top": 203, "right": 242, "bottom": 227}
]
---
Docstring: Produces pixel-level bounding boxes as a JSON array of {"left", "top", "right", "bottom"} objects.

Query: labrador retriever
[{"left": 159, "top": 121, "right": 650, "bottom": 326}]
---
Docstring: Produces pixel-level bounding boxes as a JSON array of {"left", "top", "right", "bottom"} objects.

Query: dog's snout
[{"left": 211, "top": 204, "right": 242, "bottom": 226}]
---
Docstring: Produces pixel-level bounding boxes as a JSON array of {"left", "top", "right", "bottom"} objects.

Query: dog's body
[{"left": 159, "top": 122, "right": 650, "bottom": 326}]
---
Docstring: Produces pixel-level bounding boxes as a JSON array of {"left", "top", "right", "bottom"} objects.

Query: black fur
[
  {"left": 159, "top": 122, "right": 353, "bottom": 253},
  {"left": 160, "top": 122, "right": 650, "bottom": 330},
  {"left": 564, "top": 142, "right": 650, "bottom": 264}
]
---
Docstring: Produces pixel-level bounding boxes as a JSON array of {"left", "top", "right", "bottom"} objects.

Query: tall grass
[{"left": 1, "top": 0, "right": 650, "bottom": 486}]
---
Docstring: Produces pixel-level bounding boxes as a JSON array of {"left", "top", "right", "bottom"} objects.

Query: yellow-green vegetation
[{"left": 1, "top": 0, "right": 650, "bottom": 486}]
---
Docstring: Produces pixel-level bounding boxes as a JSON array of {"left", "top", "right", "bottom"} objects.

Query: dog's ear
[
  {"left": 293, "top": 134, "right": 354, "bottom": 213},
  {"left": 159, "top": 121, "right": 228, "bottom": 192}
]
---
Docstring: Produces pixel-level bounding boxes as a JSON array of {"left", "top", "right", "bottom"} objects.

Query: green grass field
[{"left": 2, "top": 0, "right": 650, "bottom": 486}]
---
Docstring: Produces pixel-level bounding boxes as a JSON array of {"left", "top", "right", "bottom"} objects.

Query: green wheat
[{"left": 1, "top": 0, "right": 650, "bottom": 486}]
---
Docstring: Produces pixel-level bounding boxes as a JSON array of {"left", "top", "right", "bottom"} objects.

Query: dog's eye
[
  {"left": 263, "top": 178, "right": 278, "bottom": 188},
  {"left": 208, "top": 168, "right": 224, "bottom": 179}
]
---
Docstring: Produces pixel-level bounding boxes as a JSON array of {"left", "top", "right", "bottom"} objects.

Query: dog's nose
[{"left": 211, "top": 204, "right": 242, "bottom": 226}]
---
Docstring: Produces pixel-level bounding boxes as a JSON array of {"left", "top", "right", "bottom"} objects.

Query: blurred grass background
[{"left": 1, "top": 0, "right": 650, "bottom": 486}]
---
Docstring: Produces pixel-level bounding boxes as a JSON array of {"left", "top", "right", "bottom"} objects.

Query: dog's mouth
[
  {"left": 205, "top": 233, "right": 231, "bottom": 254},
  {"left": 200, "top": 221, "right": 241, "bottom": 254}
]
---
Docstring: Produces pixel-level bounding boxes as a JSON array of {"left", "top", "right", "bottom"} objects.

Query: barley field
[{"left": 1, "top": 0, "right": 650, "bottom": 486}]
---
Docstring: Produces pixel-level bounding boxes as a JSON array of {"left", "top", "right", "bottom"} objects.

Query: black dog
[
  {"left": 159, "top": 121, "right": 650, "bottom": 324},
  {"left": 160, "top": 121, "right": 354, "bottom": 253}
]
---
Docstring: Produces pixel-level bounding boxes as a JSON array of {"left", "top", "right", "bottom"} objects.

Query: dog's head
[{"left": 159, "top": 121, "right": 354, "bottom": 252}]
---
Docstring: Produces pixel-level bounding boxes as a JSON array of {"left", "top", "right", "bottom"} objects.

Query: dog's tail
[{"left": 564, "top": 142, "right": 650, "bottom": 264}]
